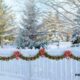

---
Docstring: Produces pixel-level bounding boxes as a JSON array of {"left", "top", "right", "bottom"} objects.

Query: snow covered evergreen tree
[
  {"left": 72, "top": 8, "right": 80, "bottom": 44},
  {"left": 0, "top": 0, "right": 15, "bottom": 46},
  {"left": 16, "top": 0, "right": 41, "bottom": 48}
]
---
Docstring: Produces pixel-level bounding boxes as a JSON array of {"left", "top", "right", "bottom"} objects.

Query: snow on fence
[{"left": 0, "top": 44, "right": 80, "bottom": 80}]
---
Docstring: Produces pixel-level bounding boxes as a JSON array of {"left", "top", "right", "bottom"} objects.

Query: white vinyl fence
[
  {"left": 0, "top": 43, "right": 80, "bottom": 80},
  {"left": 0, "top": 58, "right": 80, "bottom": 80}
]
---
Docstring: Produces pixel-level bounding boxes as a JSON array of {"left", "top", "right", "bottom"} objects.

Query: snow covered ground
[{"left": 0, "top": 42, "right": 80, "bottom": 80}]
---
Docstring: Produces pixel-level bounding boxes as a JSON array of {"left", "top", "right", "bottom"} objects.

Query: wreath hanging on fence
[{"left": 0, "top": 48, "right": 80, "bottom": 61}]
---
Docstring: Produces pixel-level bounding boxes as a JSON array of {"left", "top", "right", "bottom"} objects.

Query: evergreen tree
[
  {"left": 0, "top": 0, "right": 15, "bottom": 46},
  {"left": 16, "top": 0, "right": 42, "bottom": 48},
  {"left": 72, "top": 8, "right": 80, "bottom": 44}
]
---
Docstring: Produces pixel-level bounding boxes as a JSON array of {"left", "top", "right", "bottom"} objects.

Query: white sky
[
  {"left": 4, "top": 0, "right": 51, "bottom": 24},
  {"left": 4, "top": 0, "right": 77, "bottom": 28},
  {"left": 4, "top": 0, "right": 26, "bottom": 27},
  {"left": 4, "top": 0, "right": 76, "bottom": 15},
  {"left": 4, "top": 0, "right": 26, "bottom": 11}
]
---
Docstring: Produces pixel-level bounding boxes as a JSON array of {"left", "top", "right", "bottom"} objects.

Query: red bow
[
  {"left": 39, "top": 48, "right": 45, "bottom": 57},
  {"left": 64, "top": 50, "right": 72, "bottom": 59},
  {"left": 13, "top": 51, "right": 21, "bottom": 60}
]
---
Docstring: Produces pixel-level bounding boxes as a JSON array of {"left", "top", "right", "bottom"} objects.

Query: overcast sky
[
  {"left": 4, "top": 0, "right": 51, "bottom": 25},
  {"left": 4, "top": 0, "right": 76, "bottom": 28}
]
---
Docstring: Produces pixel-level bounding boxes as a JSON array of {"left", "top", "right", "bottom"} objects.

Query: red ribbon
[
  {"left": 64, "top": 50, "right": 72, "bottom": 59},
  {"left": 39, "top": 48, "right": 45, "bottom": 57},
  {"left": 13, "top": 51, "right": 21, "bottom": 60}
]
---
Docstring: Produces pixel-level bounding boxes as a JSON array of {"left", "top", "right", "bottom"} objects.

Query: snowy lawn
[{"left": 0, "top": 42, "right": 80, "bottom": 56}]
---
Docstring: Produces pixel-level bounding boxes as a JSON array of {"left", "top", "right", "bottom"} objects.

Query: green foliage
[{"left": 73, "top": 36, "right": 80, "bottom": 44}]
